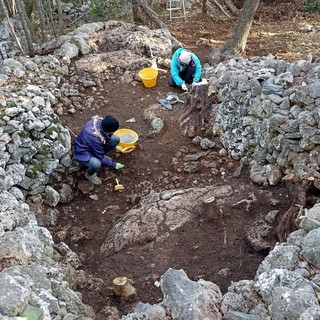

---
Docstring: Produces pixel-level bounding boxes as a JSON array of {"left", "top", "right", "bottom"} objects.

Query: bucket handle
[{"left": 120, "top": 146, "right": 136, "bottom": 153}]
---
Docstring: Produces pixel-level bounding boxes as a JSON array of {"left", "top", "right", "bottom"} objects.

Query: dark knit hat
[{"left": 101, "top": 115, "right": 119, "bottom": 133}]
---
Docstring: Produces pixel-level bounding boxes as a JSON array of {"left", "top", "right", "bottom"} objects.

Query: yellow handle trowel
[{"left": 114, "top": 178, "right": 124, "bottom": 191}]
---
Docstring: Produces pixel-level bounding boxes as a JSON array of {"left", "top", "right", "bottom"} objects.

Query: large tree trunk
[{"left": 209, "top": 0, "right": 259, "bottom": 63}]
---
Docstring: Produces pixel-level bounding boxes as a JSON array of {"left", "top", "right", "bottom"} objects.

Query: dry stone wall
[{"left": 204, "top": 56, "right": 320, "bottom": 187}]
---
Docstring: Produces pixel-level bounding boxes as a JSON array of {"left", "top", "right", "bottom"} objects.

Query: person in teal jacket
[{"left": 169, "top": 48, "right": 202, "bottom": 92}]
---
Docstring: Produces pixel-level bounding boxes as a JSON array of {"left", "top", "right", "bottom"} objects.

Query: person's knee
[
  {"left": 109, "top": 135, "right": 120, "bottom": 148},
  {"left": 168, "top": 77, "right": 177, "bottom": 87},
  {"left": 112, "top": 135, "right": 120, "bottom": 145},
  {"left": 90, "top": 157, "right": 102, "bottom": 171}
]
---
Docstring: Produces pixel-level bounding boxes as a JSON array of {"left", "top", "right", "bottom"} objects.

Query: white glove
[{"left": 181, "top": 83, "right": 188, "bottom": 92}]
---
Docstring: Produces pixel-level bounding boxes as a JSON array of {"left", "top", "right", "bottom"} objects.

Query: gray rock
[
  {"left": 301, "top": 228, "right": 320, "bottom": 268},
  {"left": 160, "top": 269, "right": 222, "bottom": 320}
]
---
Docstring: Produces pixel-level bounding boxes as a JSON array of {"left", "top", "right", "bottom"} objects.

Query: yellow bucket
[
  {"left": 114, "top": 128, "right": 139, "bottom": 153},
  {"left": 138, "top": 67, "right": 158, "bottom": 88}
]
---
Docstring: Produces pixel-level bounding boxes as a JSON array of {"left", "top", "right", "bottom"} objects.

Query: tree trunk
[
  {"left": 209, "top": 0, "right": 231, "bottom": 18},
  {"left": 4, "top": 0, "right": 15, "bottom": 14},
  {"left": 135, "top": 0, "right": 167, "bottom": 29},
  {"left": 0, "top": 0, "right": 25, "bottom": 54},
  {"left": 24, "top": 0, "right": 35, "bottom": 16},
  {"left": 209, "top": 0, "right": 259, "bottom": 63},
  {"left": 132, "top": 0, "right": 143, "bottom": 24},
  {"left": 224, "top": 0, "right": 240, "bottom": 16},
  {"left": 16, "top": 0, "right": 34, "bottom": 56},
  {"left": 46, "top": 0, "right": 57, "bottom": 38},
  {"left": 56, "top": 0, "right": 64, "bottom": 35},
  {"left": 35, "top": 0, "right": 46, "bottom": 41},
  {"left": 202, "top": 0, "right": 207, "bottom": 13},
  {"left": 21, "top": 0, "right": 37, "bottom": 43}
]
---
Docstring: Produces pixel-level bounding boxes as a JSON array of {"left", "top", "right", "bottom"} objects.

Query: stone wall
[{"left": 204, "top": 56, "right": 320, "bottom": 187}]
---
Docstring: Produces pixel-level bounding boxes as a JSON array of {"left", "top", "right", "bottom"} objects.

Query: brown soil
[{"left": 48, "top": 1, "right": 320, "bottom": 317}]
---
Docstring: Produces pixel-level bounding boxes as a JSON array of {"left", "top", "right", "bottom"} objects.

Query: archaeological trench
[{"left": 2, "top": 20, "right": 320, "bottom": 320}]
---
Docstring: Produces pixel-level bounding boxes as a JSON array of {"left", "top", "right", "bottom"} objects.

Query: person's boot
[{"left": 85, "top": 172, "right": 102, "bottom": 185}]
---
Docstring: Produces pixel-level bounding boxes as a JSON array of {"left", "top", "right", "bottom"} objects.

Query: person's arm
[
  {"left": 171, "top": 50, "right": 184, "bottom": 87},
  {"left": 192, "top": 54, "right": 202, "bottom": 83}
]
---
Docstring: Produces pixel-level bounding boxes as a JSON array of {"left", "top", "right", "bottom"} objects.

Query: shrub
[
  {"left": 89, "top": 0, "right": 131, "bottom": 21},
  {"left": 304, "top": 0, "right": 320, "bottom": 12}
]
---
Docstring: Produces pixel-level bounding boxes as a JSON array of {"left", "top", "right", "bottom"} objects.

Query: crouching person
[{"left": 73, "top": 115, "right": 125, "bottom": 185}]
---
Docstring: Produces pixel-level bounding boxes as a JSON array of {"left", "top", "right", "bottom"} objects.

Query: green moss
[
  {"left": 17, "top": 130, "right": 30, "bottom": 138},
  {"left": 26, "top": 162, "right": 44, "bottom": 178},
  {"left": 46, "top": 126, "right": 60, "bottom": 139}
]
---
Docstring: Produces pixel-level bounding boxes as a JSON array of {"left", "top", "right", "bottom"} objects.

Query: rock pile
[{"left": 204, "top": 56, "right": 320, "bottom": 187}]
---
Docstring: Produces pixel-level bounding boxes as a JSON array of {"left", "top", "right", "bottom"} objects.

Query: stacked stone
[
  {"left": 204, "top": 56, "right": 320, "bottom": 186},
  {"left": 0, "top": 54, "right": 95, "bottom": 318},
  {"left": 0, "top": 55, "right": 71, "bottom": 197}
]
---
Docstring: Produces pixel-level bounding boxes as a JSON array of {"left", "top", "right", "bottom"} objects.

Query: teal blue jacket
[{"left": 170, "top": 48, "right": 202, "bottom": 86}]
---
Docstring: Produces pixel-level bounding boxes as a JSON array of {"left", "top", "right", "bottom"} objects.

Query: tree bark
[
  {"left": 56, "top": 0, "right": 64, "bottom": 35},
  {"left": 45, "top": 0, "right": 57, "bottom": 38},
  {"left": 0, "top": 0, "right": 25, "bottom": 54},
  {"left": 209, "top": 0, "right": 231, "bottom": 18},
  {"left": 134, "top": 0, "right": 167, "bottom": 29},
  {"left": 35, "top": 0, "right": 46, "bottom": 41},
  {"left": 209, "top": 0, "right": 260, "bottom": 63},
  {"left": 16, "top": 0, "right": 34, "bottom": 56},
  {"left": 224, "top": 0, "right": 240, "bottom": 16},
  {"left": 202, "top": 0, "right": 207, "bottom": 13},
  {"left": 132, "top": 0, "right": 143, "bottom": 24}
]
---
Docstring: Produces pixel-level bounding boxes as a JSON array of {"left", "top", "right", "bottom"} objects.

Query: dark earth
[{"left": 46, "top": 0, "right": 320, "bottom": 317}]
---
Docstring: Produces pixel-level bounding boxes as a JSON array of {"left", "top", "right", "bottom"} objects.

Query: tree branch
[{"left": 208, "top": 0, "right": 232, "bottom": 18}]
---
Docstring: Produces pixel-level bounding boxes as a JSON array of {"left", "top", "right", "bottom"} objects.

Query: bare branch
[
  {"left": 208, "top": 0, "right": 232, "bottom": 18},
  {"left": 224, "top": 0, "right": 240, "bottom": 16}
]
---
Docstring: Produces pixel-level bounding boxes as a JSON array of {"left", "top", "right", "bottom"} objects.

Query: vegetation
[
  {"left": 304, "top": 0, "right": 320, "bottom": 12},
  {"left": 89, "top": 0, "right": 131, "bottom": 20}
]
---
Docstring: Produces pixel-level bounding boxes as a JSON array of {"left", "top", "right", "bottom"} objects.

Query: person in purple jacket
[{"left": 73, "top": 115, "right": 124, "bottom": 185}]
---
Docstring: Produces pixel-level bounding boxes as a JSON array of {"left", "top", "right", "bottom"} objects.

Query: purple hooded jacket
[{"left": 73, "top": 118, "right": 116, "bottom": 168}]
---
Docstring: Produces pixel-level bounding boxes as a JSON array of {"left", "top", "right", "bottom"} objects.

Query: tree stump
[{"left": 112, "top": 277, "right": 137, "bottom": 300}]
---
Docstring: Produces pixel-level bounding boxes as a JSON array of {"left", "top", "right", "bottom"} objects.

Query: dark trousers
[{"left": 169, "top": 65, "right": 196, "bottom": 87}]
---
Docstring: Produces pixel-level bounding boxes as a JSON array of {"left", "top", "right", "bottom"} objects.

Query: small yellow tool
[{"left": 114, "top": 178, "right": 124, "bottom": 191}]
